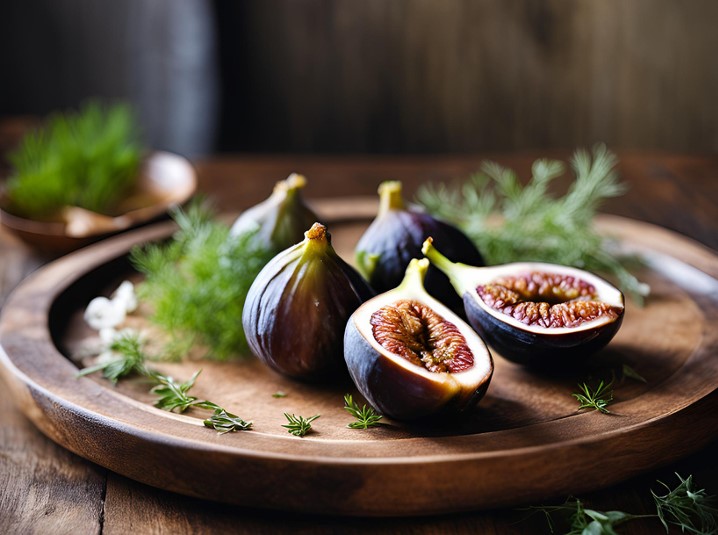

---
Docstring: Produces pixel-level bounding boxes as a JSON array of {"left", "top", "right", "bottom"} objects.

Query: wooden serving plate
[{"left": 1, "top": 198, "right": 717, "bottom": 517}]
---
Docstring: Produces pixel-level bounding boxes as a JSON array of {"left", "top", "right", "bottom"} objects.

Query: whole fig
[
  {"left": 355, "top": 180, "right": 483, "bottom": 312},
  {"left": 243, "top": 222, "right": 374, "bottom": 381},
  {"left": 345, "top": 258, "right": 493, "bottom": 421},
  {"left": 230, "top": 173, "right": 319, "bottom": 254}
]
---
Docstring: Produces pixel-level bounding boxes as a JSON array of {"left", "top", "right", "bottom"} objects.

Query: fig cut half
[
  {"left": 422, "top": 238, "right": 625, "bottom": 368},
  {"left": 344, "top": 258, "right": 494, "bottom": 421}
]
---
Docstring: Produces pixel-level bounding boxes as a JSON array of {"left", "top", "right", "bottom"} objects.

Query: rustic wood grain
[
  {"left": 218, "top": 0, "right": 718, "bottom": 153},
  {"left": 0, "top": 231, "right": 104, "bottom": 535}
]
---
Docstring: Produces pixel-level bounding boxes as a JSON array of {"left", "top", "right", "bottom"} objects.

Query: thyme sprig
[
  {"left": 76, "top": 331, "right": 150, "bottom": 384},
  {"left": 149, "top": 370, "right": 217, "bottom": 413},
  {"left": 572, "top": 380, "right": 614, "bottom": 414},
  {"left": 282, "top": 413, "right": 320, "bottom": 437},
  {"left": 417, "top": 145, "right": 650, "bottom": 302},
  {"left": 78, "top": 334, "right": 250, "bottom": 434},
  {"left": 528, "top": 473, "right": 717, "bottom": 534},
  {"left": 343, "top": 394, "right": 383, "bottom": 429}
]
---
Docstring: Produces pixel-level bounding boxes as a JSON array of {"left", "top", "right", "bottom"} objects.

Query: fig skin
[
  {"left": 355, "top": 181, "right": 483, "bottom": 312},
  {"left": 230, "top": 173, "right": 319, "bottom": 254},
  {"left": 344, "top": 258, "right": 493, "bottom": 421},
  {"left": 243, "top": 222, "right": 374, "bottom": 381},
  {"left": 422, "top": 238, "right": 625, "bottom": 369}
]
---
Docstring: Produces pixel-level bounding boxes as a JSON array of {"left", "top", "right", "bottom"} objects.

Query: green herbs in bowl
[
  {"left": 0, "top": 102, "right": 196, "bottom": 253},
  {"left": 4, "top": 102, "right": 142, "bottom": 220}
]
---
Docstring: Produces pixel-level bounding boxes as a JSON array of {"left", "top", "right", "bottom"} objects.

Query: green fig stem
[
  {"left": 398, "top": 258, "right": 430, "bottom": 292},
  {"left": 378, "top": 181, "right": 405, "bottom": 214},
  {"left": 421, "top": 238, "right": 473, "bottom": 294},
  {"left": 274, "top": 173, "right": 307, "bottom": 196},
  {"left": 301, "top": 222, "right": 331, "bottom": 259}
]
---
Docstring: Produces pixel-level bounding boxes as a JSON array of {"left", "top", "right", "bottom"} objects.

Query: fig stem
[
  {"left": 378, "top": 181, "right": 405, "bottom": 214},
  {"left": 304, "top": 222, "right": 328, "bottom": 242},
  {"left": 274, "top": 173, "right": 307, "bottom": 195},
  {"left": 421, "top": 238, "right": 473, "bottom": 294},
  {"left": 398, "top": 258, "right": 430, "bottom": 291}
]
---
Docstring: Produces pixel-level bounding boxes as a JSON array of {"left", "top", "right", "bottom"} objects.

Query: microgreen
[
  {"left": 417, "top": 145, "right": 650, "bottom": 303},
  {"left": 282, "top": 413, "right": 320, "bottom": 437},
  {"left": 343, "top": 394, "right": 383, "bottom": 429},
  {"left": 5, "top": 102, "right": 142, "bottom": 219},
  {"left": 573, "top": 380, "right": 614, "bottom": 414}
]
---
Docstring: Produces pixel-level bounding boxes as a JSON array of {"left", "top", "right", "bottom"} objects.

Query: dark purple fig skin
[
  {"left": 463, "top": 291, "right": 625, "bottom": 369},
  {"left": 356, "top": 210, "right": 483, "bottom": 313},
  {"left": 243, "top": 224, "right": 374, "bottom": 381},
  {"left": 344, "top": 320, "right": 490, "bottom": 421}
]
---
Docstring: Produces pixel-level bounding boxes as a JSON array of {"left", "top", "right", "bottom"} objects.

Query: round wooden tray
[{"left": 1, "top": 199, "right": 717, "bottom": 517}]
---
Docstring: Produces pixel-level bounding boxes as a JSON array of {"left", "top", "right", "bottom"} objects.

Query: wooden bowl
[{"left": 0, "top": 152, "right": 196, "bottom": 255}]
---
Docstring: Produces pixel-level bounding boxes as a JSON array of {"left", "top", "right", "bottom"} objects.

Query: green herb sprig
[
  {"left": 131, "top": 202, "right": 274, "bottom": 359},
  {"left": 76, "top": 331, "right": 150, "bottom": 383},
  {"left": 78, "top": 334, "right": 251, "bottom": 434},
  {"left": 282, "top": 413, "right": 320, "bottom": 437},
  {"left": 149, "top": 370, "right": 217, "bottom": 413},
  {"left": 5, "top": 102, "right": 142, "bottom": 219},
  {"left": 572, "top": 380, "right": 614, "bottom": 414},
  {"left": 343, "top": 394, "right": 383, "bottom": 429},
  {"left": 204, "top": 408, "right": 253, "bottom": 434},
  {"left": 528, "top": 473, "right": 717, "bottom": 534},
  {"left": 417, "top": 145, "right": 650, "bottom": 302}
]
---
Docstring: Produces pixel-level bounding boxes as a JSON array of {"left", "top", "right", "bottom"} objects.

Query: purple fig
[
  {"left": 344, "top": 258, "right": 493, "bottom": 420},
  {"left": 230, "top": 173, "right": 319, "bottom": 254},
  {"left": 355, "top": 180, "right": 483, "bottom": 312},
  {"left": 243, "top": 222, "right": 374, "bottom": 381}
]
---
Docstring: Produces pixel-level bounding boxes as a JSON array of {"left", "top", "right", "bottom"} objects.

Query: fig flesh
[
  {"left": 344, "top": 258, "right": 493, "bottom": 420},
  {"left": 243, "top": 222, "right": 374, "bottom": 381},
  {"left": 354, "top": 180, "right": 484, "bottom": 312},
  {"left": 230, "top": 173, "right": 319, "bottom": 254},
  {"left": 422, "top": 238, "right": 625, "bottom": 367}
]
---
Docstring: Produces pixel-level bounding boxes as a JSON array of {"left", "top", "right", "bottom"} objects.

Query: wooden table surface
[{"left": 1, "top": 150, "right": 717, "bottom": 534}]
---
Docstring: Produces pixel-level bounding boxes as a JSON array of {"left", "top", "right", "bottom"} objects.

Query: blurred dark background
[{"left": 1, "top": 0, "right": 717, "bottom": 156}]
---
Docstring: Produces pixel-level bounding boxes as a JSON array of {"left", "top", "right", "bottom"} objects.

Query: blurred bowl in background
[{"left": 0, "top": 151, "right": 196, "bottom": 255}]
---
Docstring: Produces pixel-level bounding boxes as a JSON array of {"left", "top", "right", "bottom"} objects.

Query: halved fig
[
  {"left": 344, "top": 258, "right": 493, "bottom": 420},
  {"left": 422, "top": 238, "right": 625, "bottom": 368}
]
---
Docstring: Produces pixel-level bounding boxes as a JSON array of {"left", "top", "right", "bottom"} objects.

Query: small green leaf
[
  {"left": 621, "top": 364, "right": 647, "bottom": 383},
  {"left": 204, "top": 408, "right": 253, "bottom": 434},
  {"left": 343, "top": 393, "right": 383, "bottom": 429},
  {"left": 282, "top": 413, "right": 320, "bottom": 437}
]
